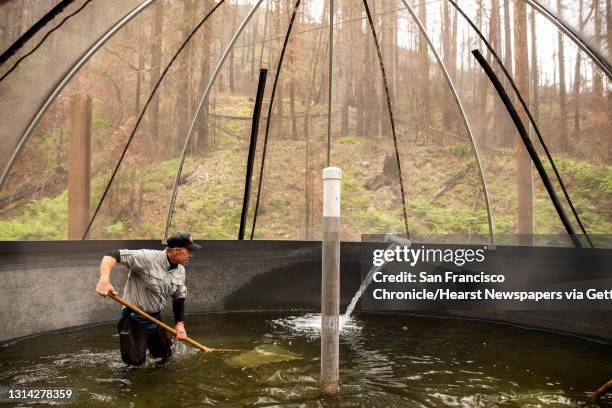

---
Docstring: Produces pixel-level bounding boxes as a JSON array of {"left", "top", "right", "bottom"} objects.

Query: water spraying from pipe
[{"left": 342, "top": 235, "right": 411, "bottom": 322}]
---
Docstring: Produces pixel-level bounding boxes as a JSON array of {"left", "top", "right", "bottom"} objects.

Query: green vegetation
[
  {"left": 0, "top": 192, "right": 68, "bottom": 240},
  {"left": 92, "top": 111, "right": 113, "bottom": 131},
  {"left": 337, "top": 135, "right": 365, "bottom": 145},
  {"left": 557, "top": 159, "right": 612, "bottom": 195},
  {"left": 1, "top": 110, "right": 610, "bottom": 242},
  {"left": 449, "top": 143, "right": 470, "bottom": 157},
  {"left": 103, "top": 220, "right": 126, "bottom": 238},
  {"left": 0, "top": 157, "right": 196, "bottom": 240}
]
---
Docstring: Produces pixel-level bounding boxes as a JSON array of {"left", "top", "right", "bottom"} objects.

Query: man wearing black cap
[{"left": 95, "top": 232, "right": 203, "bottom": 365}]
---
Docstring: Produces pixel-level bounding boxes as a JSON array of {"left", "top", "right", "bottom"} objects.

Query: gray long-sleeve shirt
[{"left": 117, "top": 249, "right": 187, "bottom": 313}]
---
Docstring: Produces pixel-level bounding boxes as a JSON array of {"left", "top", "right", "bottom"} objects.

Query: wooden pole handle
[
  {"left": 592, "top": 379, "right": 612, "bottom": 399},
  {"left": 108, "top": 293, "right": 242, "bottom": 353}
]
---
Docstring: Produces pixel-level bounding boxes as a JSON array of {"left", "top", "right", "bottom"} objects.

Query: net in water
[{"left": 225, "top": 345, "right": 301, "bottom": 368}]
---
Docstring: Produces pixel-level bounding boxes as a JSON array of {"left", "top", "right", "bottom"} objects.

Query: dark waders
[{"left": 117, "top": 309, "right": 172, "bottom": 366}]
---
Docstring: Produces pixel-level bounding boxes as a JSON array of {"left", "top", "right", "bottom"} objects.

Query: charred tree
[
  {"left": 593, "top": 0, "right": 603, "bottom": 95},
  {"left": 176, "top": 0, "right": 196, "bottom": 154},
  {"left": 148, "top": 1, "right": 164, "bottom": 157},
  {"left": 417, "top": 0, "right": 430, "bottom": 139},
  {"left": 442, "top": 0, "right": 455, "bottom": 129},
  {"left": 530, "top": 9, "right": 540, "bottom": 128},
  {"left": 573, "top": 0, "right": 584, "bottom": 138},
  {"left": 196, "top": 0, "right": 214, "bottom": 154},
  {"left": 514, "top": 0, "right": 534, "bottom": 243},
  {"left": 503, "top": 0, "right": 512, "bottom": 74}
]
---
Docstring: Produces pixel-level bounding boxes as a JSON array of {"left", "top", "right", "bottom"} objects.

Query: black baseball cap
[{"left": 166, "top": 232, "right": 202, "bottom": 251}]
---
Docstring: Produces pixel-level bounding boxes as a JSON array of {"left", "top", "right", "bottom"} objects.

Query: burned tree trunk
[
  {"left": 557, "top": 0, "right": 568, "bottom": 152},
  {"left": 365, "top": 154, "right": 399, "bottom": 190},
  {"left": 514, "top": 0, "right": 534, "bottom": 243},
  {"left": 417, "top": 0, "right": 430, "bottom": 138},
  {"left": 530, "top": 9, "right": 540, "bottom": 127},
  {"left": 148, "top": 1, "right": 163, "bottom": 157},
  {"left": 573, "top": 0, "right": 584, "bottom": 138},
  {"left": 593, "top": 0, "right": 604, "bottom": 96},
  {"left": 196, "top": 0, "right": 214, "bottom": 155}
]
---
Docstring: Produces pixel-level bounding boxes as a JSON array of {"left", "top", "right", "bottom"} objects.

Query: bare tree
[
  {"left": 573, "top": 0, "right": 583, "bottom": 137},
  {"left": 340, "top": 0, "right": 353, "bottom": 137},
  {"left": 476, "top": 0, "right": 489, "bottom": 140},
  {"left": 503, "top": 0, "right": 512, "bottom": 73},
  {"left": 302, "top": 8, "right": 327, "bottom": 237},
  {"left": 287, "top": 0, "right": 298, "bottom": 140},
  {"left": 228, "top": 9, "right": 236, "bottom": 93},
  {"left": 607, "top": 0, "right": 612, "bottom": 54},
  {"left": 196, "top": 0, "right": 214, "bottom": 154},
  {"left": 514, "top": 0, "right": 534, "bottom": 242},
  {"left": 490, "top": 0, "right": 507, "bottom": 143},
  {"left": 607, "top": 0, "right": 612, "bottom": 162},
  {"left": 442, "top": 0, "right": 455, "bottom": 129},
  {"left": 557, "top": 0, "right": 568, "bottom": 152},
  {"left": 593, "top": 0, "right": 603, "bottom": 95},
  {"left": 134, "top": 22, "right": 145, "bottom": 116},
  {"left": 417, "top": 0, "right": 430, "bottom": 139},
  {"left": 148, "top": 1, "right": 163, "bottom": 157},
  {"left": 393, "top": 7, "right": 400, "bottom": 102},
  {"left": 250, "top": 20, "right": 258, "bottom": 80},
  {"left": 530, "top": 9, "right": 540, "bottom": 128},
  {"left": 380, "top": 1, "right": 392, "bottom": 136},
  {"left": 176, "top": 0, "right": 196, "bottom": 154}
]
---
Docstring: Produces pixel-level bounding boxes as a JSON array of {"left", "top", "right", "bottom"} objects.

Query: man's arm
[
  {"left": 95, "top": 251, "right": 120, "bottom": 296},
  {"left": 173, "top": 298, "right": 187, "bottom": 340}
]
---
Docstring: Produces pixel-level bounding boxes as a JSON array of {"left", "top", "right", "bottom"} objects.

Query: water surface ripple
[{"left": 0, "top": 312, "right": 610, "bottom": 407}]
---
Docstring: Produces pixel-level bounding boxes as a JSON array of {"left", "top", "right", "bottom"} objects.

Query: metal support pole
[
  {"left": 68, "top": 94, "right": 91, "bottom": 239},
  {"left": 398, "top": 0, "right": 494, "bottom": 246},
  {"left": 472, "top": 49, "right": 581, "bottom": 247},
  {"left": 239, "top": 68, "right": 267, "bottom": 240},
  {"left": 164, "top": 0, "right": 263, "bottom": 241},
  {"left": 250, "top": 0, "right": 302, "bottom": 239},
  {"left": 321, "top": 166, "right": 341, "bottom": 395}
]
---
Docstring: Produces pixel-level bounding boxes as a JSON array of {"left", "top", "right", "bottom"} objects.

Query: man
[{"left": 95, "top": 232, "right": 202, "bottom": 365}]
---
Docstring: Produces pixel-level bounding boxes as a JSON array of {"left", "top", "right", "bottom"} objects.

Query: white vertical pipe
[{"left": 321, "top": 166, "right": 341, "bottom": 395}]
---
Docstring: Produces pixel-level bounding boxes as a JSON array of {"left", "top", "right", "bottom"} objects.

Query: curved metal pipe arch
[
  {"left": 0, "top": 0, "right": 77, "bottom": 68},
  {"left": 524, "top": 0, "right": 611, "bottom": 80},
  {"left": 0, "top": 0, "right": 157, "bottom": 192},
  {"left": 362, "top": 0, "right": 410, "bottom": 239},
  {"left": 84, "top": 0, "right": 227, "bottom": 239},
  {"left": 3, "top": 0, "right": 604, "bottom": 245},
  {"left": 250, "top": 0, "right": 302, "bottom": 240},
  {"left": 163, "top": 0, "right": 265, "bottom": 241},
  {"left": 0, "top": 0, "right": 93, "bottom": 81},
  {"left": 399, "top": 0, "right": 495, "bottom": 245},
  {"left": 446, "top": 0, "right": 593, "bottom": 247}
]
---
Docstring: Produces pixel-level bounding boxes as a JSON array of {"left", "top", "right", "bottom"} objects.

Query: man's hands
[
  {"left": 95, "top": 279, "right": 117, "bottom": 297},
  {"left": 173, "top": 322, "right": 211, "bottom": 352},
  {"left": 175, "top": 321, "right": 187, "bottom": 340},
  {"left": 96, "top": 255, "right": 118, "bottom": 297}
]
